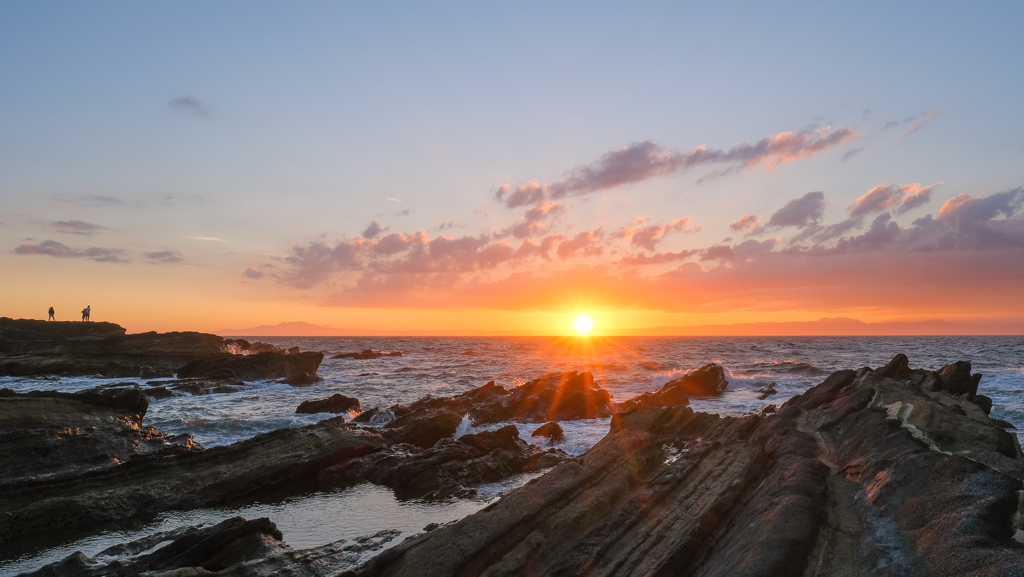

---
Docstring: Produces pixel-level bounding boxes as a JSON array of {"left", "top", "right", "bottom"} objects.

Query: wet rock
[
  {"left": 177, "top": 350, "right": 324, "bottom": 381},
  {"left": 756, "top": 381, "right": 778, "bottom": 399},
  {"left": 661, "top": 362, "right": 729, "bottom": 396},
  {"left": 352, "top": 405, "right": 408, "bottom": 425},
  {"left": 320, "top": 424, "right": 567, "bottom": 499},
  {"left": 531, "top": 421, "right": 565, "bottom": 444},
  {"left": 281, "top": 370, "right": 324, "bottom": 387},
  {"left": 297, "top": 394, "right": 362, "bottom": 415},
  {"left": 288, "top": 346, "right": 301, "bottom": 354},
  {"left": 146, "top": 377, "right": 248, "bottom": 395},
  {"left": 0, "top": 387, "right": 199, "bottom": 486},
  {"left": 223, "top": 338, "right": 282, "bottom": 354},
  {"left": 350, "top": 355, "right": 1024, "bottom": 577},
  {"left": 383, "top": 411, "right": 463, "bottom": 449}
]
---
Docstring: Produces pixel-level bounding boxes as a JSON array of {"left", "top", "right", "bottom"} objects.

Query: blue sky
[{"left": 2, "top": 2, "right": 1023, "bottom": 333}]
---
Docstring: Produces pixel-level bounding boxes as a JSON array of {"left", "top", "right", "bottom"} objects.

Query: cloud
[
  {"left": 52, "top": 220, "right": 106, "bottom": 235},
  {"left": 14, "top": 240, "right": 128, "bottom": 262},
  {"left": 51, "top": 195, "right": 124, "bottom": 207},
  {"left": 185, "top": 236, "right": 227, "bottom": 242},
  {"left": 387, "top": 197, "right": 402, "bottom": 203},
  {"left": 146, "top": 251, "right": 184, "bottom": 264},
  {"left": 362, "top": 219, "right": 387, "bottom": 239},
  {"left": 503, "top": 201, "right": 564, "bottom": 239},
  {"left": 842, "top": 148, "right": 864, "bottom": 161},
  {"left": 620, "top": 217, "right": 696, "bottom": 251},
  {"left": 616, "top": 249, "right": 699, "bottom": 266},
  {"left": 243, "top": 267, "right": 265, "bottom": 279},
  {"left": 556, "top": 230, "right": 604, "bottom": 259},
  {"left": 850, "top": 183, "right": 942, "bottom": 216},
  {"left": 700, "top": 238, "right": 779, "bottom": 262},
  {"left": 766, "top": 191, "right": 826, "bottom": 229},
  {"left": 729, "top": 214, "right": 759, "bottom": 232},
  {"left": 170, "top": 96, "right": 208, "bottom": 117},
  {"left": 395, "top": 209, "right": 414, "bottom": 217},
  {"left": 495, "top": 126, "right": 857, "bottom": 208},
  {"left": 882, "top": 109, "right": 941, "bottom": 136}
]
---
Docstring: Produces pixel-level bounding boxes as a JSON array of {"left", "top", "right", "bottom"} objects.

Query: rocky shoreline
[{"left": 2, "top": 319, "right": 1022, "bottom": 576}]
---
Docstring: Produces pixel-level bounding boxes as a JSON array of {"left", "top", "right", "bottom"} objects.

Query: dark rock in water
[
  {"left": 145, "top": 377, "right": 248, "bottom": 396},
  {"left": 383, "top": 411, "right": 464, "bottom": 449},
  {"left": 0, "top": 387, "right": 199, "bottom": 486},
  {"left": 223, "top": 338, "right": 282, "bottom": 354},
  {"left": 177, "top": 351, "right": 324, "bottom": 381},
  {"left": 352, "top": 404, "right": 408, "bottom": 425},
  {"left": 349, "top": 355, "right": 1024, "bottom": 577},
  {"left": 639, "top": 361, "right": 668, "bottom": 371},
  {"left": 297, "top": 394, "right": 362, "bottom": 415},
  {"left": 22, "top": 519, "right": 400, "bottom": 577},
  {"left": 756, "top": 381, "right": 778, "bottom": 399},
  {"left": 320, "top": 424, "right": 567, "bottom": 499},
  {"left": 333, "top": 349, "right": 403, "bottom": 359},
  {"left": 661, "top": 362, "right": 729, "bottom": 396},
  {"left": 474, "top": 372, "right": 614, "bottom": 423},
  {"left": 287, "top": 346, "right": 301, "bottom": 355},
  {"left": 531, "top": 421, "right": 565, "bottom": 443},
  {"left": 281, "top": 370, "right": 323, "bottom": 387},
  {"left": 0, "top": 318, "right": 226, "bottom": 377}
]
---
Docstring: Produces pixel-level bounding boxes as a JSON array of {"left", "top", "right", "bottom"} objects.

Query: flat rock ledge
[{"left": 352, "top": 354, "right": 1024, "bottom": 577}]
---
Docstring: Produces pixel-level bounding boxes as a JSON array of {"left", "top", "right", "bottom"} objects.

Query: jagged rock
[
  {"left": 531, "top": 421, "right": 565, "bottom": 443},
  {"left": 0, "top": 387, "right": 199, "bottom": 486},
  {"left": 320, "top": 425, "right": 567, "bottom": 499},
  {"left": 297, "top": 394, "right": 362, "bottom": 415},
  {"left": 281, "top": 370, "right": 324, "bottom": 387},
  {"left": 352, "top": 405, "right": 408, "bottom": 425},
  {"left": 350, "top": 355, "right": 1024, "bottom": 577},
  {"left": 383, "top": 411, "right": 464, "bottom": 449},
  {"left": 661, "top": 362, "right": 729, "bottom": 396},
  {"left": 223, "top": 338, "right": 282, "bottom": 354},
  {"left": 333, "top": 349, "right": 403, "bottom": 359},
  {"left": 0, "top": 318, "right": 226, "bottom": 377},
  {"left": 146, "top": 377, "right": 248, "bottom": 395},
  {"left": 756, "top": 381, "right": 778, "bottom": 399},
  {"left": 177, "top": 351, "right": 324, "bottom": 381}
]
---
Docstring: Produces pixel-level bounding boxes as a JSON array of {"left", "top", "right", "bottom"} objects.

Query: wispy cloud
[
  {"left": 620, "top": 217, "right": 696, "bottom": 251},
  {"left": 242, "top": 267, "right": 265, "bottom": 279},
  {"left": 52, "top": 220, "right": 106, "bottom": 235},
  {"left": 764, "top": 191, "right": 826, "bottom": 230},
  {"left": 361, "top": 219, "right": 387, "bottom": 239},
  {"left": 185, "top": 236, "right": 227, "bottom": 242},
  {"left": 170, "top": 96, "right": 209, "bottom": 117},
  {"left": 146, "top": 250, "right": 184, "bottom": 264},
  {"left": 882, "top": 109, "right": 941, "bottom": 136},
  {"left": 14, "top": 240, "right": 128, "bottom": 263},
  {"left": 495, "top": 126, "right": 857, "bottom": 208},
  {"left": 729, "top": 214, "right": 759, "bottom": 232},
  {"left": 850, "top": 183, "right": 942, "bottom": 217},
  {"left": 395, "top": 208, "right": 414, "bottom": 217},
  {"left": 387, "top": 197, "right": 402, "bottom": 203}
]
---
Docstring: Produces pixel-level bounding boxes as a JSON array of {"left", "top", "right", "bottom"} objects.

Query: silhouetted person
[
  {"left": 82, "top": 306, "right": 90, "bottom": 322},
  {"left": 48, "top": 307, "right": 55, "bottom": 321}
]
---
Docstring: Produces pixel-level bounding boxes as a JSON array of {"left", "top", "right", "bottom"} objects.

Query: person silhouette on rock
[
  {"left": 48, "top": 307, "right": 55, "bottom": 321},
  {"left": 82, "top": 306, "right": 90, "bottom": 322}
]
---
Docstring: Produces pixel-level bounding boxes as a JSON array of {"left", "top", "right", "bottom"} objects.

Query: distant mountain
[
  {"left": 217, "top": 321, "right": 366, "bottom": 337},
  {"left": 217, "top": 317, "right": 1023, "bottom": 337}
]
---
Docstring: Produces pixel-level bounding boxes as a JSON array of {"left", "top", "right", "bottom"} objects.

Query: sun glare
[{"left": 572, "top": 314, "right": 595, "bottom": 335}]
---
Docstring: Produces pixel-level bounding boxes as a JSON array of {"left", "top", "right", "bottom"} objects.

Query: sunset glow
[
  {"left": 572, "top": 314, "right": 596, "bottom": 336},
  {"left": 0, "top": 4, "right": 1021, "bottom": 335}
]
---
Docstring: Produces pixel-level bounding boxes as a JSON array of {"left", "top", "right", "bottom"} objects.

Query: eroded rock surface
[
  {"left": 350, "top": 355, "right": 1024, "bottom": 577},
  {"left": 297, "top": 394, "right": 363, "bottom": 415}
]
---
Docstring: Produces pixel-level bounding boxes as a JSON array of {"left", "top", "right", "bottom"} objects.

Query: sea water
[{"left": 2, "top": 336, "right": 1022, "bottom": 575}]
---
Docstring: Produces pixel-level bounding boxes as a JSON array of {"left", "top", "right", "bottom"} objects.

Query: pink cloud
[
  {"left": 620, "top": 217, "right": 696, "bottom": 251},
  {"left": 496, "top": 126, "right": 857, "bottom": 208},
  {"left": 729, "top": 214, "right": 759, "bottom": 231}
]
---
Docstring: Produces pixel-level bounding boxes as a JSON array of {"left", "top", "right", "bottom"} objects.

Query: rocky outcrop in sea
[{"left": 4, "top": 347, "right": 1023, "bottom": 576}]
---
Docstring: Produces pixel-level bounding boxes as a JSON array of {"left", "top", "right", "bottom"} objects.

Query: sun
[{"left": 571, "top": 314, "right": 596, "bottom": 335}]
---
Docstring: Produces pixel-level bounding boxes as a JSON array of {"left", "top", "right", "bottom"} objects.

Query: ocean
[{"left": 2, "top": 335, "right": 1023, "bottom": 575}]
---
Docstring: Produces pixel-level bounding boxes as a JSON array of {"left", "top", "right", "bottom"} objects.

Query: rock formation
[
  {"left": 348, "top": 355, "right": 1024, "bottom": 577},
  {"left": 297, "top": 394, "right": 363, "bottom": 414},
  {"left": 0, "top": 318, "right": 321, "bottom": 381}
]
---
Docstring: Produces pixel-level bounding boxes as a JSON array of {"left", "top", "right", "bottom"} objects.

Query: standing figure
[
  {"left": 84, "top": 305, "right": 91, "bottom": 321},
  {"left": 48, "top": 307, "right": 55, "bottom": 321}
]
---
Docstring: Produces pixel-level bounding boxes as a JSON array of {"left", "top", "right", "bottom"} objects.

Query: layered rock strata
[
  {"left": 0, "top": 318, "right": 321, "bottom": 381},
  {"left": 351, "top": 355, "right": 1024, "bottom": 577}
]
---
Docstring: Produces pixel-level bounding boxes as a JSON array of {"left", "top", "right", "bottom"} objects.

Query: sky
[{"left": 2, "top": 2, "right": 1023, "bottom": 335}]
